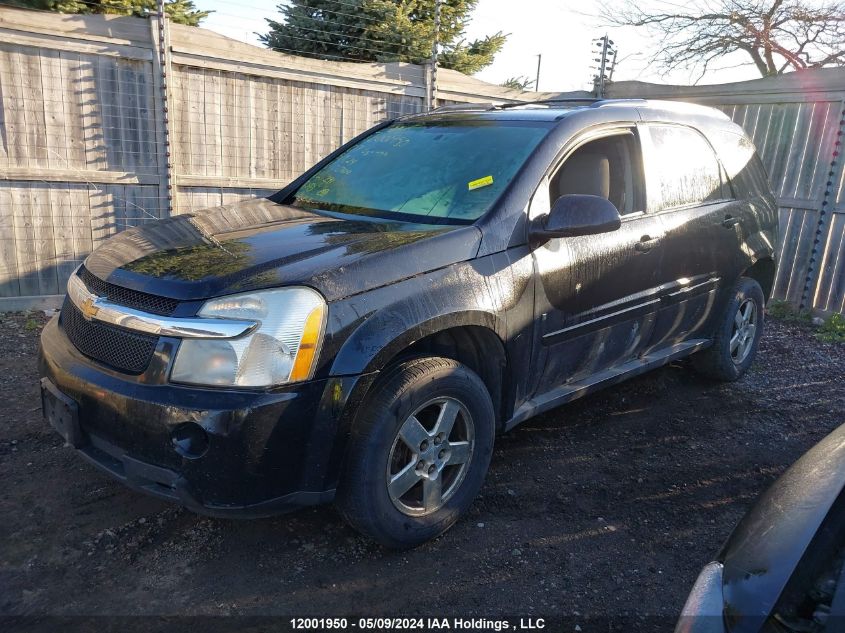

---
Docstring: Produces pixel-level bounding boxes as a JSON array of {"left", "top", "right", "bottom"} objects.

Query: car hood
[{"left": 83, "top": 198, "right": 482, "bottom": 302}]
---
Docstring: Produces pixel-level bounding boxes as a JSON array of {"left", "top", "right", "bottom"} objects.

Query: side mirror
[{"left": 529, "top": 194, "right": 622, "bottom": 242}]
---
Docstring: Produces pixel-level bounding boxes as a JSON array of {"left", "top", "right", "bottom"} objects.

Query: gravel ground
[{"left": 1, "top": 310, "right": 844, "bottom": 631}]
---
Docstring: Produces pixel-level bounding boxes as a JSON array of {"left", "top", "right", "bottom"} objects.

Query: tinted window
[
  {"left": 646, "top": 125, "right": 724, "bottom": 210},
  {"left": 292, "top": 120, "right": 551, "bottom": 225}
]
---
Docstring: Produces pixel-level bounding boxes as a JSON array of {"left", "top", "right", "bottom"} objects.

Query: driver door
[{"left": 529, "top": 127, "right": 667, "bottom": 397}]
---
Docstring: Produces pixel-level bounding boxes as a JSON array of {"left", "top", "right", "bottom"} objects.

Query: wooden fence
[
  {"left": 0, "top": 6, "right": 532, "bottom": 309},
  {"left": 0, "top": 5, "right": 843, "bottom": 315}
]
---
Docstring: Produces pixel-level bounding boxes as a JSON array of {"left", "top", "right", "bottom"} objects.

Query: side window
[
  {"left": 548, "top": 132, "right": 644, "bottom": 216},
  {"left": 645, "top": 125, "right": 725, "bottom": 210}
]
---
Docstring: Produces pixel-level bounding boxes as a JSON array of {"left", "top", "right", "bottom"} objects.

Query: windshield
[{"left": 291, "top": 120, "right": 551, "bottom": 225}]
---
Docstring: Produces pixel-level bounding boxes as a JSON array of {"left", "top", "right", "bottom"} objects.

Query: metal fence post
[
  {"left": 800, "top": 98, "right": 845, "bottom": 311},
  {"left": 429, "top": 0, "right": 441, "bottom": 110},
  {"left": 150, "top": 1, "right": 174, "bottom": 217}
]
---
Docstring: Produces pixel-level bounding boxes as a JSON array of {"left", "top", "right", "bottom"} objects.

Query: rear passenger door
[{"left": 639, "top": 123, "right": 743, "bottom": 353}]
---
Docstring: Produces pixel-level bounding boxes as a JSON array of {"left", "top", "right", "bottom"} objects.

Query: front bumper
[{"left": 38, "top": 316, "right": 374, "bottom": 517}]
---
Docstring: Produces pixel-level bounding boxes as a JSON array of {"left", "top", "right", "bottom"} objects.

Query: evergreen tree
[
  {"left": 260, "top": 0, "right": 506, "bottom": 74},
  {"left": 500, "top": 76, "right": 533, "bottom": 90},
  {"left": 7, "top": 0, "right": 209, "bottom": 26}
]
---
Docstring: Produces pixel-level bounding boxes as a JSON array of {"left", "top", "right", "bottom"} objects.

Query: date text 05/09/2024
[{"left": 289, "top": 618, "right": 547, "bottom": 631}]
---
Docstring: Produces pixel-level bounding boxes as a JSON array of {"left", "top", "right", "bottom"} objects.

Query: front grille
[
  {"left": 79, "top": 266, "right": 178, "bottom": 316},
  {"left": 60, "top": 297, "right": 158, "bottom": 374}
]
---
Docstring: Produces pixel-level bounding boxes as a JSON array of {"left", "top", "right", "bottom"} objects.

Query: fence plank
[
  {"left": 220, "top": 71, "right": 238, "bottom": 183},
  {"left": 0, "top": 6, "right": 152, "bottom": 48},
  {"left": 185, "top": 66, "right": 206, "bottom": 177},
  {"left": 5, "top": 49, "right": 30, "bottom": 166},
  {"left": 117, "top": 61, "right": 140, "bottom": 173},
  {"left": 39, "top": 49, "right": 65, "bottom": 170},
  {"left": 169, "top": 62, "right": 190, "bottom": 181},
  {"left": 234, "top": 71, "right": 250, "bottom": 179},
  {"left": 278, "top": 81, "right": 292, "bottom": 181},
  {"left": 251, "top": 76, "right": 266, "bottom": 179},
  {"left": 28, "top": 182, "right": 58, "bottom": 294},
  {"left": 10, "top": 182, "right": 40, "bottom": 296},
  {"left": 814, "top": 211, "right": 845, "bottom": 313},
  {"left": 22, "top": 49, "right": 49, "bottom": 168},
  {"left": 58, "top": 51, "right": 86, "bottom": 169},
  {"left": 66, "top": 184, "right": 92, "bottom": 266},
  {"left": 0, "top": 166, "right": 159, "bottom": 184},
  {"left": 204, "top": 69, "right": 222, "bottom": 178},
  {"left": 0, "top": 185, "right": 20, "bottom": 296},
  {"left": 48, "top": 183, "right": 79, "bottom": 285}
]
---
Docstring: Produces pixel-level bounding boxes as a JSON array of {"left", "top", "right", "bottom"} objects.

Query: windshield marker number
[{"left": 468, "top": 175, "right": 494, "bottom": 191}]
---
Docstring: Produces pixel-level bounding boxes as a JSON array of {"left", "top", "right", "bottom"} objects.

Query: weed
[
  {"left": 766, "top": 300, "right": 812, "bottom": 324},
  {"left": 816, "top": 313, "right": 845, "bottom": 344}
]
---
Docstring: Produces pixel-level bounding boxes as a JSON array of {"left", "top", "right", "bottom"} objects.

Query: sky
[{"left": 197, "top": 0, "right": 760, "bottom": 92}]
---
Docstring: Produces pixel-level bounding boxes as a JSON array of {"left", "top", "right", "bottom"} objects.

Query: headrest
[{"left": 557, "top": 153, "right": 610, "bottom": 200}]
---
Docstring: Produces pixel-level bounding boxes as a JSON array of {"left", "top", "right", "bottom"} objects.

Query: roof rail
[
  {"left": 422, "top": 97, "right": 651, "bottom": 117},
  {"left": 497, "top": 98, "right": 601, "bottom": 109},
  {"left": 591, "top": 98, "right": 648, "bottom": 106},
  {"left": 431, "top": 98, "right": 599, "bottom": 113},
  {"left": 428, "top": 102, "right": 498, "bottom": 113}
]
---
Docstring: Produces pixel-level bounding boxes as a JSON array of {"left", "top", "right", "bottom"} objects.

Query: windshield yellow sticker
[{"left": 468, "top": 175, "right": 494, "bottom": 191}]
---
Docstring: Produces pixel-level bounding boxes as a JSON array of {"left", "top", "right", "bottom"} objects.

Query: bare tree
[{"left": 601, "top": 0, "right": 845, "bottom": 80}]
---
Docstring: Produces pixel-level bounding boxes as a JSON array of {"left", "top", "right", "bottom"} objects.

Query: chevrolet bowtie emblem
[{"left": 80, "top": 297, "right": 99, "bottom": 321}]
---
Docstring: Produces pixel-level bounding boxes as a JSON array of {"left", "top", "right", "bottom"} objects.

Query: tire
[
  {"left": 692, "top": 276, "right": 765, "bottom": 381},
  {"left": 336, "top": 356, "right": 495, "bottom": 549}
]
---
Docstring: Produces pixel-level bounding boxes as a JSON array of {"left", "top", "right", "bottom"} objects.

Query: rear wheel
[
  {"left": 692, "top": 276, "right": 764, "bottom": 381},
  {"left": 336, "top": 356, "right": 495, "bottom": 549}
]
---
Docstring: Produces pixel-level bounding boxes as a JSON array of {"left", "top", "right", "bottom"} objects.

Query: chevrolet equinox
[{"left": 39, "top": 99, "right": 778, "bottom": 548}]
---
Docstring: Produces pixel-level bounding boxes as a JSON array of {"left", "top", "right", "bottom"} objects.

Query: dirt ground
[{"left": 1, "top": 310, "right": 844, "bottom": 631}]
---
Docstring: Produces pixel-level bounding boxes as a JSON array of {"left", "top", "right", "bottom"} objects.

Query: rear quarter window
[{"left": 708, "top": 129, "right": 773, "bottom": 200}]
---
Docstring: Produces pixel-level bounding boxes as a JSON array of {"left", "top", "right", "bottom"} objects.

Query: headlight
[{"left": 171, "top": 287, "right": 326, "bottom": 387}]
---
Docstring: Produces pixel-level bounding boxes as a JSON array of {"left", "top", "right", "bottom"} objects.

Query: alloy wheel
[
  {"left": 386, "top": 397, "right": 475, "bottom": 517},
  {"left": 730, "top": 298, "right": 757, "bottom": 364}
]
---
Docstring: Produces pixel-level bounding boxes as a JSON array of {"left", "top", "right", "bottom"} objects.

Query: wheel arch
[
  {"left": 380, "top": 324, "right": 509, "bottom": 426},
  {"left": 742, "top": 257, "right": 776, "bottom": 302},
  {"left": 331, "top": 312, "right": 510, "bottom": 429},
  {"left": 333, "top": 310, "right": 508, "bottom": 424}
]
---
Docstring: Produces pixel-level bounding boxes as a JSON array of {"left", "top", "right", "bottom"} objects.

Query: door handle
[
  {"left": 635, "top": 235, "right": 659, "bottom": 252},
  {"left": 721, "top": 215, "right": 740, "bottom": 228}
]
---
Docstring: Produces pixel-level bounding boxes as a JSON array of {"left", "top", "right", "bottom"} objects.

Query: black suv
[{"left": 39, "top": 99, "right": 778, "bottom": 548}]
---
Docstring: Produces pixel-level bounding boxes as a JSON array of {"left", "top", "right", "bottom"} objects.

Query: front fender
[
  {"left": 329, "top": 275, "right": 505, "bottom": 377},
  {"left": 326, "top": 251, "right": 533, "bottom": 377}
]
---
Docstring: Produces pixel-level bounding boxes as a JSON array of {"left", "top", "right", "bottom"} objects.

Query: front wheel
[
  {"left": 692, "top": 276, "right": 765, "bottom": 381},
  {"left": 336, "top": 356, "right": 495, "bottom": 549}
]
